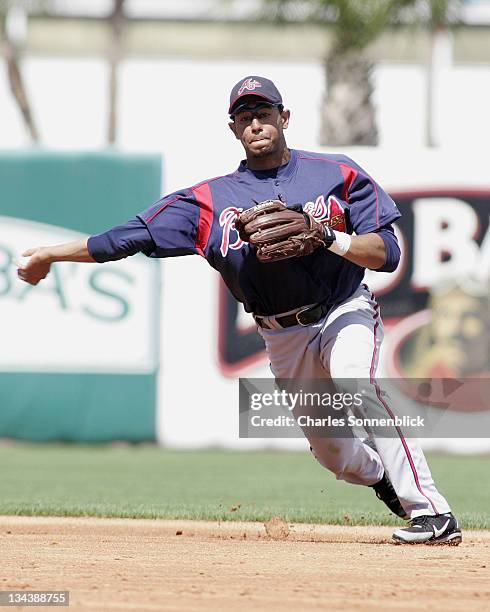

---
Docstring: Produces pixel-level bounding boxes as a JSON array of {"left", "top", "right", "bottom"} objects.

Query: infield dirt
[{"left": 1, "top": 516, "right": 489, "bottom": 611}]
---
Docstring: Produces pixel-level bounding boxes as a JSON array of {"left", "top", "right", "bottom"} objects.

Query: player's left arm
[
  {"left": 341, "top": 225, "right": 399, "bottom": 271},
  {"left": 337, "top": 157, "right": 402, "bottom": 272}
]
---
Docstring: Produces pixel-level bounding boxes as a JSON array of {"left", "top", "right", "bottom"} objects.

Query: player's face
[{"left": 229, "top": 104, "right": 290, "bottom": 159}]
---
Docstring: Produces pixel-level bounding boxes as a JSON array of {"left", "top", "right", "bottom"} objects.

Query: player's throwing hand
[
  {"left": 17, "top": 238, "right": 95, "bottom": 286},
  {"left": 16, "top": 248, "right": 52, "bottom": 286}
]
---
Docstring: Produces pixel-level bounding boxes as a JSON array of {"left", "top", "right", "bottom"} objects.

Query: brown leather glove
[{"left": 235, "top": 199, "right": 335, "bottom": 263}]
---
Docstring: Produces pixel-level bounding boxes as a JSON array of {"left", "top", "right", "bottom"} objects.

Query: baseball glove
[{"left": 235, "top": 199, "right": 335, "bottom": 263}]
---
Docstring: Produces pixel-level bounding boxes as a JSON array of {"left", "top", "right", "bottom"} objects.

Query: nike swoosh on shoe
[{"left": 433, "top": 519, "right": 450, "bottom": 538}]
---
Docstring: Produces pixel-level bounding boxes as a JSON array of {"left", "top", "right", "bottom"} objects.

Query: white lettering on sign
[
  {"left": 0, "top": 216, "right": 159, "bottom": 373},
  {"left": 411, "top": 198, "right": 482, "bottom": 289}
]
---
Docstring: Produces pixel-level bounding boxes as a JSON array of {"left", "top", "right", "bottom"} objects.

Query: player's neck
[{"left": 245, "top": 147, "right": 291, "bottom": 172}]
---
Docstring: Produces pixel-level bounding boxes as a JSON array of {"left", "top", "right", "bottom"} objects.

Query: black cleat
[
  {"left": 370, "top": 473, "right": 409, "bottom": 520},
  {"left": 392, "top": 513, "right": 462, "bottom": 545}
]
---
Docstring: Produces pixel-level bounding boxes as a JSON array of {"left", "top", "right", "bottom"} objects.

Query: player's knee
[{"left": 309, "top": 442, "right": 352, "bottom": 477}]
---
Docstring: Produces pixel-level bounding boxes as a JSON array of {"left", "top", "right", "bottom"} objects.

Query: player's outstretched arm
[{"left": 17, "top": 238, "right": 95, "bottom": 286}]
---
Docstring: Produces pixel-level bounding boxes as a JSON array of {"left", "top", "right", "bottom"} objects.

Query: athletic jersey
[{"left": 88, "top": 149, "right": 401, "bottom": 315}]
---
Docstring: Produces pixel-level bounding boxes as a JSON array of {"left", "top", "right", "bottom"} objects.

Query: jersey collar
[{"left": 237, "top": 148, "right": 298, "bottom": 181}]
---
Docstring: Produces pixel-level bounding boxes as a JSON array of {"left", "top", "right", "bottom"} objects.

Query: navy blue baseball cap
[{"left": 228, "top": 75, "right": 283, "bottom": 116}]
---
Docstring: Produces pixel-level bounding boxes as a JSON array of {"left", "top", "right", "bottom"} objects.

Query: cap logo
[{"left": 237, "top": 78, "right": 262, "bottom": 96}]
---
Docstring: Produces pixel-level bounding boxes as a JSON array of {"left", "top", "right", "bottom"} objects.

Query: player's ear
[
  {"left": 228, "top": 121, "right": 240, "bottom": 139},
  {"left": 281, "top": 109, "right": 290, "bottom": 130}
]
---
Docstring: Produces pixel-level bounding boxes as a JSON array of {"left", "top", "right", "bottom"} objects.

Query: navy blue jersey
[{"left": 88, "top": 149, "right": 401, "bottom": 315}]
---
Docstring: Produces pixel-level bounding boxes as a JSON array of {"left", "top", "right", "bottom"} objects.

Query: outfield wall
[{"left": 0, "top": 151, "right": 161, "bottom": 442}]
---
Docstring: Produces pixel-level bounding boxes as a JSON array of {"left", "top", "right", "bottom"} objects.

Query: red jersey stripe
[
  {"left": 192, "top": 182, "right": 214, "bottom": 257},
  {"left": 339, "top": 163, "right": 358, "bottom": 205}
]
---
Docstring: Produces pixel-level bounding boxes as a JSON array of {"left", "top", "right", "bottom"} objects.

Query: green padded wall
[{"left": 0, "top": 150, "right": 162, "bottom": 442}]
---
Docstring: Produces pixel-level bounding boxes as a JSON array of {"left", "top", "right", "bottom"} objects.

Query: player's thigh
[
  {"left": 259, "top": 324, "right": 326, "bottom": 379},
  {"left": 321, "top": 311, "right": 384, "bottom": 379}
]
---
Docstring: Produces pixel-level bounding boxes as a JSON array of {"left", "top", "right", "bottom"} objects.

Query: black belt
[{"left": 254, "top": 302, "right": 331, "bottom": 329}]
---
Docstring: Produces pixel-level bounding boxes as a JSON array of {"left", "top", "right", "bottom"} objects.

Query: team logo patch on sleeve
[{"left": 303, "top": 195, "right": 346, "bottom": 231}]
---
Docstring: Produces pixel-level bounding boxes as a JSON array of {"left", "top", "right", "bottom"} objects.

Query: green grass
[{"left": 0, "top": 443, "right": 489, "bottom": 529}]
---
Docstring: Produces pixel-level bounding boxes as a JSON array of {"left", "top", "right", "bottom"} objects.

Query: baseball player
[{"left": 18, "top": 75, "right": 461, "bottom": 545}]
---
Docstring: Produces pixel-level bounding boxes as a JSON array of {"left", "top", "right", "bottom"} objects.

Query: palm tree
[
  {"left": 262, "top": 0, "right": 459, "bottom": 147},
  {"left": 263, "top": 0, "right": 416, "bottom": 146},
  {"left": 0, "top": 0, "right": 40, "bottom": 142}
]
